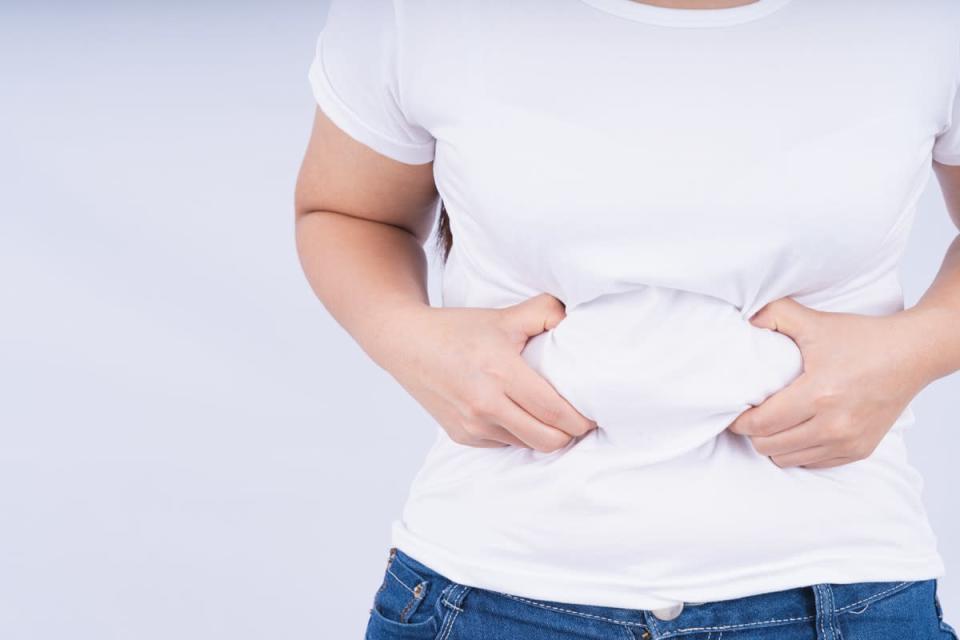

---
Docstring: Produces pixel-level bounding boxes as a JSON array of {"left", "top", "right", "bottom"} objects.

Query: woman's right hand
[{"left": 382, "top": 293, "right": 599, "bottom": 452}]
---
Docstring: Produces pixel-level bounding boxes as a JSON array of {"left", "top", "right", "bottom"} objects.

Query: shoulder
[
  {"left": 323, "top": 0, "right": 466, "bottom": 42},
  {"left": 324, "top": 0, "right": 397, "bottom": 32}
]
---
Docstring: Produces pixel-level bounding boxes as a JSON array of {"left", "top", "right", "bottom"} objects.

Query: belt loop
[{"left": 811, "top": 584, "right": 840, "bottom": 640}]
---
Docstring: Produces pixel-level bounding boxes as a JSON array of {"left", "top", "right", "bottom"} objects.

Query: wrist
[
  {"left": 892, "top": 304, "right": 960, "bottom": 388},
  {"left": 360, "top": 300, "right": 435, "bottom": 376}
]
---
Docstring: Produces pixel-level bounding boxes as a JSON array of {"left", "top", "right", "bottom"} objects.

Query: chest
[{"left": 407, "top": 5, "right": 954, "bottom": 303}]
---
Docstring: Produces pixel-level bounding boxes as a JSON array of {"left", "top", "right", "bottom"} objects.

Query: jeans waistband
[{"left": 393, "top": 547, "right": 925, "bottom": 639}]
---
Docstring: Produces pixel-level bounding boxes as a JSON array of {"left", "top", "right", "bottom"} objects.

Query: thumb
[
  {"left": 749, "top": 296, "right": 818, "bottom": 342},
  {"left": 502, "top": 292, "right": 567, "bottom": 338}
]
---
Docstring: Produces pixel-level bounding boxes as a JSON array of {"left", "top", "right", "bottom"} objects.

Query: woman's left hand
[{"left": 726, "top": 297, "right": 934, "bottom": 469}]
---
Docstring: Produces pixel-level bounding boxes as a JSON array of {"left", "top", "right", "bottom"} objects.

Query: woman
[{"left": 294, "top": 0, "right": 960, "bottom": 637}]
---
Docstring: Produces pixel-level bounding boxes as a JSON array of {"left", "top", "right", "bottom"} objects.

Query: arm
[
  {"left": 294, "top": 108, "right": 597, "bottom": 452},
  {"left": 909, "top": 161, "right": 960, "bottom": 384},
  {"left": 726, "top": 161, "right": 960, "bottom": 468},
  {"left": 294, "top": 107, "right": 439, "bottom": 371}
]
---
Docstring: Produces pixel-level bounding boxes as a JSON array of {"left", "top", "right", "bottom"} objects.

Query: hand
[
  {"left": 383, "top": 293, "right": 598, "bottom": 452},
  {"left": 726, "top": 297, "right": 933, "bottom": 469}
]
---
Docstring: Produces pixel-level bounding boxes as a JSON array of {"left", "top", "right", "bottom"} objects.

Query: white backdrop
[{"left": 1, "top": 2, "right": 957, "bottom": 639}]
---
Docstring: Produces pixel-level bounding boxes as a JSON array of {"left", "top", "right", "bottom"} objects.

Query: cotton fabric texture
[{"left": 309, "top": 0, "right": 960, "bottom": 612}]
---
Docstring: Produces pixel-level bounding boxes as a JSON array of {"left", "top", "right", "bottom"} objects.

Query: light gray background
[{"left": 1, "top": 2, "right": 957, "bottom": 639}]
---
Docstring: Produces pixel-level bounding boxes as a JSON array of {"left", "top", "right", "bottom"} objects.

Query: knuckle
[
  {"left": 446, "top": 429, "right": 472, "bottom": 446},
  {"left": 828, "top": 414, "right": 857, "bottom": 440},
  {"left": 462, "top": 392, "right": 498, "bottom": 421},
  {"left": 734, "top": 414, "right": 756, "bottom": 434},
  {"left": 848, "top": 439, "right": 874, "bottom": 460},
  {"left": 539, "top": 403, "right": 563, "bottom": 427},
  {"left": 752, "top": 439, "right": 773, "bottom": 456},
  {"left": 814, "top": 383, "right": 843, "bottom": 408},
  {"left": 460, "top": 403, "right": 484, "bottom": 422},
  {"left": 569, "top": 420, "right": 594, "bottom": 437},
  {"left": 459, "top": 417, "right": 485, "bottom": 436},
  {"left": 747, "top": 419, "right": 775, "bottom": 437},
  {"left": 756, "top": 423, "right": 777, "bottom": 437}
]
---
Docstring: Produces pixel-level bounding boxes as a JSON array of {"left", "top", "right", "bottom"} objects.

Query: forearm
[
  {"left": 899, "top": 233, "right": 960, "bottom": 385},
  {"left": 294, "top": 210, "right": 432, "bottom": 371}
]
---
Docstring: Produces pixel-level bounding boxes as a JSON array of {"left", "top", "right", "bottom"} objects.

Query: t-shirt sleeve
[
  {"left": 307, "top": 0, "right": 436, "bottom": 164},
  {"left": 932, "top": 54, "right": 960, "bottom": 165}
]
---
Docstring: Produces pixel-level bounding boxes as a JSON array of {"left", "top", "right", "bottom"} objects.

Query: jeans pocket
[
  {"left": 836, "top": 580, "right": 943, "bottom": 640},
  {"left": 365, "top": 547, "right": 445, "bottom": 640}
]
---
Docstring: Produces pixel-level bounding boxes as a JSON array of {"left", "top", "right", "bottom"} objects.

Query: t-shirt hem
[
  {"left": 391, "top": 521, "right": 946, "bottom": 611},
  {"left": 307, "top": 36, "right": 436, "bottom": 165}
]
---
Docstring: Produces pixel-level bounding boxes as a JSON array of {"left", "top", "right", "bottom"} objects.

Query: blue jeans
[{"left": 365, "top": 547, "right": 958, "bottom": 640}]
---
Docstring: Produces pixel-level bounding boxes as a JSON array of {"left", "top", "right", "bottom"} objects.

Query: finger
[
  {"left": 491, "top": 394, "right": 576, "bottom": 453},
  {"left": 475, "top": 422, "right": 529, "bottom": 448},
  {"left": 419, "top": 386, "right": 527, "bottom": 448},
  {"left": 802, "top": 457, "right": 855, "bottom": 469},
  {"left": 501, "top": 293, "right": 567, "bottom": 338},
  {"left": 469, "top": 437, "right": 513, "bottom": 448},
  {"left": 748, "top": 415, "right": 822, "bottom": 457},
  {"left": 768, "top": 444, "right": 833, "bottom": 469},
  {"left": 504, "top": 358, "right": 597, "bottom": 437},
  {"left": 728, "top": 374, "right": 817, "bottom": 437},
  {"left": 749, "top": 296, "right": 818, "bottom": 345},
  {"left": 444, "top": 422, "right": 516, "bottom": 449}
]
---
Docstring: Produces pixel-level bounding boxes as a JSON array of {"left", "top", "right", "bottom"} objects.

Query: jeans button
[{"left": 651, "top": 602, "right": 684, "bottom": 621}]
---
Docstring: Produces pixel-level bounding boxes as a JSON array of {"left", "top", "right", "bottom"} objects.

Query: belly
[
  {"left": 518, "top": 286, "right": 805, "bottom": 462},
  {"left": 395, "top": 423, "right": 934, "bottom": 608}
]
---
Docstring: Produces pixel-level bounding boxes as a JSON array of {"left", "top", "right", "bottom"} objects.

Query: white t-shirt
[{"left": 309, "top": 0, "right": 960, "bottom": 610}]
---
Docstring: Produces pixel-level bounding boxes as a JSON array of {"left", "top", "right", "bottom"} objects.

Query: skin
[
  {"left": 628, "top": 0, "right": 768, "bottom": 7},
  {"left": 727, "top": 169, "right": 960, "bottom": 468},
  {"left": 295, "top": 0, "right": 960, "bottom": 466},
  {"left": 295, "top": 107, "right": 597, "bottom": 453}
]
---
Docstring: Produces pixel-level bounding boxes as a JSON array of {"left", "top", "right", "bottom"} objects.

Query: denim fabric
[{"left": 364, "top": 547, "right": 958, "bottom": 640}]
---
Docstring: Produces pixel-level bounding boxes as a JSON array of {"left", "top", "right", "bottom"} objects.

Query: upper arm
[
  {"left": 294, "top": 0, "right": 439, "bottom": 243},
  {"left": 932, "top": 34, "right": 960, "bottom": 232},
  {"left": 933, "top": 161, "right": 960, "bottom": 230},
  {"left": 294, "top": 107, "right": 439, "bottom": 243}
]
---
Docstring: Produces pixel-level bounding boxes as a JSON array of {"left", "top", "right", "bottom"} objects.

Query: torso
[{"left": 388, "top": 0, "right": 959, "bottom": 609}]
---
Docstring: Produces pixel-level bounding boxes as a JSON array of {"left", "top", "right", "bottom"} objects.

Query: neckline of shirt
[{"left": 577, "top": 0, "right": 796, "bottom": 27}]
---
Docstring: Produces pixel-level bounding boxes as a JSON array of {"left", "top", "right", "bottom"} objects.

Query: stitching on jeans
[
  {"left": 647, "top": 611, "right": 660, "bottom": 636},
  {"left": 494, "top": 592, "right": 650, "bottom": 628},
  {"left": 819, "top": 586, "right": 826, "bottom": 640},
  {"left": 440, "top": 581, "right": 468, "bottom": 615},
  {"left": 438, "top": 584, "right": 471, "bottom": 640},
  {"left": 616, "top": 624, "right": 635, "bottom": 640},
  {"left": 399, "top": 581, "right": 425, "bottom": 622},
  {"left": 435, "top": 584, "right": 458, "bottom": 640},
  {"left": 436, "top": 583, "right": 457, "bottom": 610},
  {"left": 815, "top": 584, "right": 833, "bottom": 640},
  {"left": 386, "top": 565, "right": 418, "bottom": 594},
  {"left": 484, "top": 583, "right": 909, "bottom": 637},
  {"left": 664, "top": 582, "right": 912, "bottom": 636},
  {"left": 826, "top": 584, "right": 835, "bottom": 640},
  {"left": 834, "top": 581, "right": 911, "bottom": 613},
  {"left": 665, "top": 613, "right": 816, "bottom": 635},
  {"left": 441, "top": 598, "right": 464, "bottom": 613},
  {"left": 830, "top": 585, "right": 837, "bottom": 639}
]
